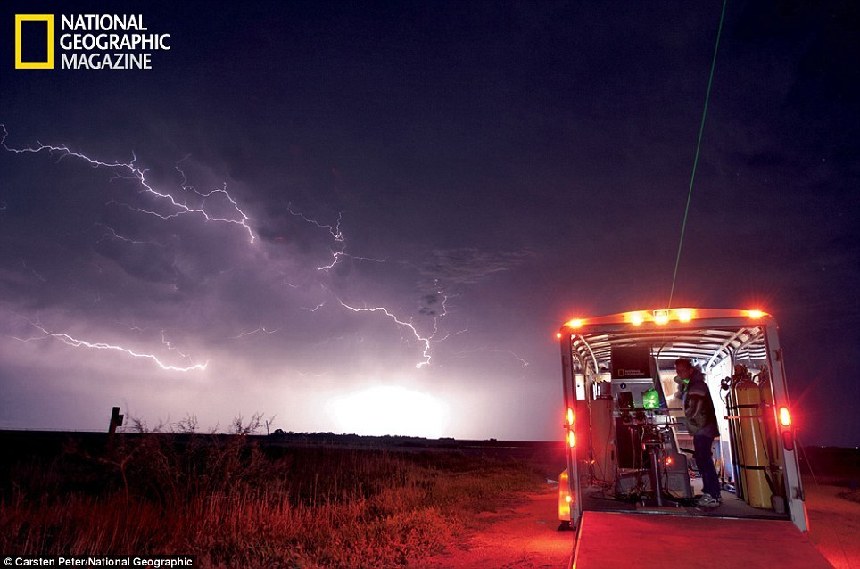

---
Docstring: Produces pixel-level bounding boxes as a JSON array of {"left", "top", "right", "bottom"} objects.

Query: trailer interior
[{"left": 558, "top": 309, "right": 807, "bottom": 532}]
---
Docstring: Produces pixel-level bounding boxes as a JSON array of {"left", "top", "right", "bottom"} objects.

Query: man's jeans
[{"left": 694, "top": 433, "right": 721, "bottom": 499}]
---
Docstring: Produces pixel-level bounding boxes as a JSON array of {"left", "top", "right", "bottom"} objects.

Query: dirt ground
[
  {"left": 805, "top": 482, "right": 860, "bottom": 569},
  {"left": 415, "top": 485, "right": 574, "bottom": 569},
  {"left": 416, "top": 481, "right": 860, "bottom": 569}
]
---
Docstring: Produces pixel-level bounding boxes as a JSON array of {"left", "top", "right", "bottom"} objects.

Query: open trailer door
[
  {"left": 556, "top": 308, "right": 809, "bottom": 534},
  {"left": 760, "top": 319, "right": 808, "bottom": 532},
  {"left": 558, "top": 332, "right": 583, "bottom": 530}
]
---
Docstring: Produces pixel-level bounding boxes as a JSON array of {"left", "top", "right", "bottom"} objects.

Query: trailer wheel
[{"left": 557, "top": 520, "right": 573, "bottom": 532}]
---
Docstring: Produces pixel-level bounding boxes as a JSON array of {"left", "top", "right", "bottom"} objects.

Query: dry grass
[{"left": 0, "top": 434, "right": 543, "bottom": 568}]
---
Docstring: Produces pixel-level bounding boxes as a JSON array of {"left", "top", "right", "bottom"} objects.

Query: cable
[{"left": 668, "top": 0, "right": 728, "bottom": 309}]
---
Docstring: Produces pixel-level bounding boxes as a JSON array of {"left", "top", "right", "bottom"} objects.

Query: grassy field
[
  {"left": 0, "top": 431, "right": 550, "bottom": 568},
  {"left": 4, "top": 429, "right": 854, "bottom": 568}
]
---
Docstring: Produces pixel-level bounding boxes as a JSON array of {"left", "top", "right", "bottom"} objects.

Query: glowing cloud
[{"left": 328, "top": 385, "right": 449, "bottom": 438}]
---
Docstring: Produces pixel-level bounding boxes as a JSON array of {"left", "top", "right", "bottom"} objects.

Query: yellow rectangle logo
[{"left": 15, "top": 14, "right": 55, "bottom": 69}]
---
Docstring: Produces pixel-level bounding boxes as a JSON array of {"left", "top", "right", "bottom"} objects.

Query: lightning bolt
[
  {"left": 429, "top": 291, "right": 449, "bottom": 337},
  {"left": 288, "top": 205, "right": 345, "bottom": 242},
  {"left": 337, "top": 289, "right": 451, "bottom": 369},
  {"left": 13, "top": 323, "right": 208, "bottom": 372},
  {"left": 4, "top": 127, "right": 462, "bottom": 374},
  {"left": 302, "top": 302, "right": 326, "bottom": 312},
  {"left": 317, "top": 250, "right": 388, "bottom": 271},
  {"left": 338, "top": 299, "right": 433, "bottom": 368},
  {"left": 160, "top": 330, "right": 193, "bottom": 359},
  {"left": 94, "top": 223, "right": 163, "bottom": 247},
  {"left": 435, "top": 328, "right": 468, "bottom": 343},
  {"left": 453, "top": 347, "right": 530, "bottom": 368},
  {"left": 1, "top": 125, "right": 255, "bottom": 243},
  {"left": 286, "top": 205, "right": 385, "bottom": 270},
  {"left": 230, "top": 326, "right": 279, "bottom": 339},
  {"left": 509, "top": 351, "right": 530, "bottom": 368}
]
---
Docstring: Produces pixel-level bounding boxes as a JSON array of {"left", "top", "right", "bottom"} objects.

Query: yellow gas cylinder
[
  {"left": 725, "top": 380, "right": 747, "bottom": 499},
  {"left": 735, "top": 380, "right": 773, "bottom": 508}
]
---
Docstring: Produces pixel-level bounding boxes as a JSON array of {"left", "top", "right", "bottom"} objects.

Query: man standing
[{"left": 675, "top": 358, "right": 721, "bottom": 507}]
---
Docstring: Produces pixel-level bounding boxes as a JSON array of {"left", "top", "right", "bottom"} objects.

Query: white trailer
[{"left": 556, "top": 308, "right": 831, "bottom": 568}]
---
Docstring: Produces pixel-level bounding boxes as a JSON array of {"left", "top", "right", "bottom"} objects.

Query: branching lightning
[
  {"left": 337, "top": 286, "right": 450, "bottom": 369},
  {"left": 95, "top": 223, "right": 161, "bottom": 246},
  {"left": 3, "top": 126, "right": 464, "bottom": 379},
  {"left": 12, "top": 323, "right": 208, "bottom": 372},
  {"left": 509, "top": 351, "right": 530, "bottom": 368},
  {"left": 303, "top": 302, "right": 326, "bottom": 312},
  {"left": 288, "top": 205, "right": 345, "bottom": 243},
  {"left": 287, "top": 204, "right": 385, "bottom": 270},
  {"left": 429, "top": 291, "right": 449, "bottom": 338},
  {"left": 1, "top": 125, "right": 256, "bottom": 243},
  {"left": 160, "top": 329, "right": 192, "bottom": 359},
  {"left": 435, "top": 328, "right": 468, "bottom": 343},
  {"left": 338, "top": 299, "right": 434, "bottom": 368},
  {"left": 453, "top": 347, "right": 530, "bottom": 368},
  {"left": 230, "top": 326, "right": 279, "bottom": 339}
]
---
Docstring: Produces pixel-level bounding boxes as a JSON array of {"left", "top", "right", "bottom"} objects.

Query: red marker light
[{"left": 779, "top": 406, "right": 792, "bottom": 428}]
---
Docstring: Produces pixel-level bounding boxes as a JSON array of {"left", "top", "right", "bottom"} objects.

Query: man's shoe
[{"left": 696, "top": 493, "right": 721, "bottom": 508}]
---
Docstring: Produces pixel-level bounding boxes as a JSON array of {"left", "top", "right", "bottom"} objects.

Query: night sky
[{"left": 1, "top": 1, "right": 858, "bottom": 446}]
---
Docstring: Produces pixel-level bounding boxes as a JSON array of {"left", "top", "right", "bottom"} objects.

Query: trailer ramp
[{"left": 572, "top": 511, "right": 832, "bottom": 569}]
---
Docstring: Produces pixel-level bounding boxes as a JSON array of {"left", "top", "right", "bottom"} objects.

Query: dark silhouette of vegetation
[{"left": 0, "top": 424, "right": 546, "bottom": 568}]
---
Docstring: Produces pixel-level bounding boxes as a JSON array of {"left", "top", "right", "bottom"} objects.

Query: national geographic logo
[
  {"left": 14, "top": 13, "right": 171, "bottom": 70},
  {"left": 15, "top": 14, "right": 54, "bottom": 69}
]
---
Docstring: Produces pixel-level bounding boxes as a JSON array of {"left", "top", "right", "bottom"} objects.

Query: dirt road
[
  {"left": 415, "top": 481, "right": 860, "bottom": 569},
  {"left": 416, "top": 485, "right": 573, "bottom": 569},
  {"left": 806, "top": 483, "right": 860, "bottom": 569}
]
